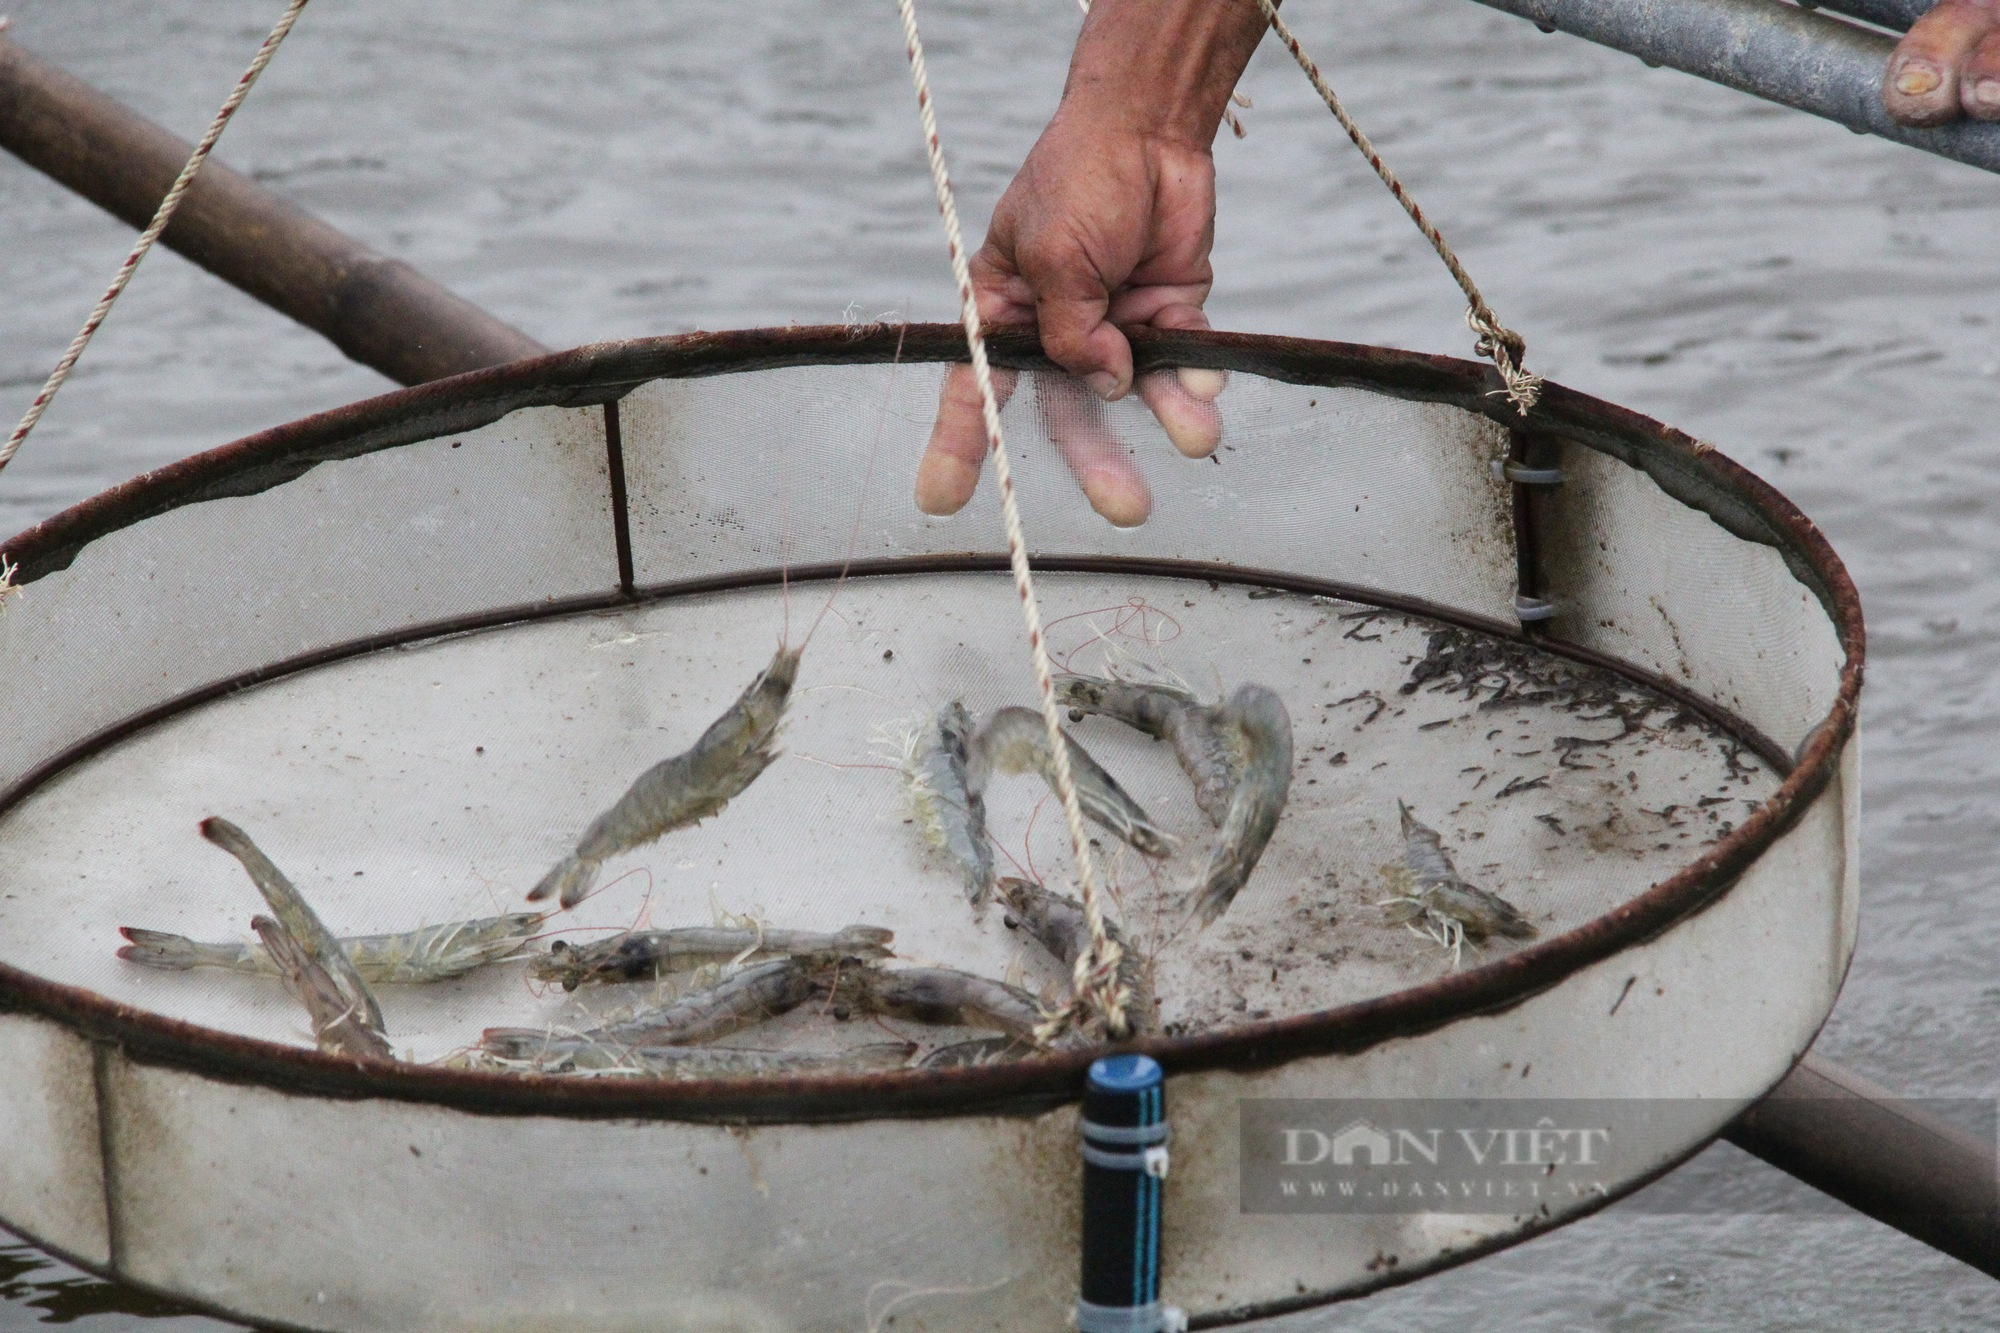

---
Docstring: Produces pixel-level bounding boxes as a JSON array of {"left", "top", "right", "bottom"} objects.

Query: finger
[
  {"left": 1141, "top": 301, "right": 1228, "bottom": 402},
  {"left": 1129, "top": 301, "right": 1225, "bottom": 457},
  {"left": 1014, "top": 242, "right": 1134, "bottom": 403},
  {"left": 1885, "top": 0, "right": 1999, "bottom": 126},
  {"left": 917, "top": 364, "right": 1019, "bottom": 516},
  {"left": 1136, "top": 372, "right": 1223, "bottom": 459},
  {"left": 1034, "top": 371, "right": 1152, "bottom": 527},
  {"left": 1962, "top": 28, "right": 2000, "bottom": 118}
]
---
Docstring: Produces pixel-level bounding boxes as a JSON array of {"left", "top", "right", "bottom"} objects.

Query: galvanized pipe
[
  {"left": 1470, "top": 0, "right": 2000, "bottom": 175},
  {"left": 0, "top": 34, "right": 549, "bottom": 387},
  {"left": 1808, "top": 0, "right": 1931, "bottom": 34},
  {"left": 1726, "top": 1054, "right": 2000, "bottom": 1277}
]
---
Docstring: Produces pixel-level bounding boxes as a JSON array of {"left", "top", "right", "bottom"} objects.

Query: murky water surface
[{"left": 2, "top": 0, "right": 1998, "bottom": 1327}]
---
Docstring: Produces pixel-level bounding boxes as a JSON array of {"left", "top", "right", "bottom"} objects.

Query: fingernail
[
  {"left": 1975, "top": 78, "right": 2000, "bottom": 107},
  {"left": 1176, "top": 367, "right": 1228, "bottom": 400},
  {"left": 1084, "top": 473, "right": 1151, "bottom": 527},
  {"left": 1894, "top": 63, "right": 1942, "bottom": 96},
  {"left": 1086, "top": 371, "right": 1122, "bottom": 401}
]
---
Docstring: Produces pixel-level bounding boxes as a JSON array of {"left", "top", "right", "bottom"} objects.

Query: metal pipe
[
  {"left": 1725, "top": 1054, "right": 2000, "bottom": 1277},
  {"left": 0, "top": 34, "right": 548, "bottom": 387},
  {"left": 1470, "top": 0, "right": 2000, "bottom": 175},
  {"left": 1806, "top": 0, "right": 1931, "bottom": 35}
]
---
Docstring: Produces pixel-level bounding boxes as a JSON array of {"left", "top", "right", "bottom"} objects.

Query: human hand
[
  {"left": 915, "top": 111, "right": 1229, "bottom": 528},
  {"left": 914, "top": 0, "right": 1269, "bottom": 528},
  {"left": 1883, "top": 0, "right": 2000, "bottom": 125}
]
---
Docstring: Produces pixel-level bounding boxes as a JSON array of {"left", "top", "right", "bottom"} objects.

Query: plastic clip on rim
[
  {"left": 1492, "top": 458, "right": 1565, "bottom": 485},
  {"left": 1515, "top": 594, "right": 1558, "bottom": 622},
  {"left": 1079, "top": 1055, "right": 1182, "bottom": 1333}
]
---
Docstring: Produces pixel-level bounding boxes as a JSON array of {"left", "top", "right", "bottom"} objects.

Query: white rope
[
  {"left": 895, "top": 0, "right": 1130, "bottom": 1041},
  {"left": 0, "top": 0, "right": 314, "bottom": 480},
  {"left": 1253, "top": 0, "right": 1541, "bottom": 414}
]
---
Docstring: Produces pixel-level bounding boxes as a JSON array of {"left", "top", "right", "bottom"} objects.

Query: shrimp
[
  {"left": 1056, "top": 673, "right": 1243, "bottom": 824},
  {"left": 1185, "top": 684, "right": 1293, "bottom": 928},
  {"left": 967, "top": 706, "right": 1173, "bottom": 858},
  {"left": 527, "top": 643, "right": 800, "bottom": 908},
  {"left": 1382, "top": 800, "right": 1536, "bottom": 965},
  {"left": 489, "top": 957, "right": 819, "bottom": 1053},
  {"left": 824, "top": 964, "right": 1046, "bottom": 1041},
  {"left": 117, "top": 912, "right": 546, "bottom": 984},
  {"left": 200, "top": 817, "right": 383, "bottom": 1034},
  {"left": 906, "top": 700, "right": 994, "bottom": 904},
  {"left": 251, "top": 914, "right": 392, "bottom": 1061},
  {"left": 529, "top": 923, "right": 893, "bottom": 991},
  {"left": 523, "top": 353, "right": 900, "bottom": 913},
  {"left": 994, "top": 877, "right": 1154, "bottom": 1035},
  {"left": 472, "top": 1038, "right": 914, "bottom": 1079},
  {"left": 532, "top": 640, "right": 804, "bottom": 908},
  {"left": 1056, "top": 674, "right": 1293, "bottom": 927}
]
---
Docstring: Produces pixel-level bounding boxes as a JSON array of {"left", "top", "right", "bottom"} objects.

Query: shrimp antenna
[
  {"left": 802, "top": 321, "right": 906, "bottom": 650},
  {"left": 778, "top": 439, "right": 795, "bottom": 647}
]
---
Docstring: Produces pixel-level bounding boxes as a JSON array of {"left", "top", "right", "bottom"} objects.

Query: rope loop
[{"left": 1466, "top": 307, "right": 1543, "bottom": 414}]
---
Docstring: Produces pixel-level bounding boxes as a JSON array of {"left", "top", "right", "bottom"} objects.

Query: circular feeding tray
[{"left": 0, "top": 327, "right": 1859, "bottom": 1332}]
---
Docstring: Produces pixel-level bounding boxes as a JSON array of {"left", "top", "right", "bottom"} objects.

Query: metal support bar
[
  {"left": 1470, "top": 0, "right": 2000, "bottom": 176},
  {"left": 1725, "top": 1053, "right": 2000, "bottom": 1277},
  {"left": 0, "top": 34, "right": 549, "bottom": 387},
  {"left": 1808, "top": 0, "right": 1932, "bottom": 35}
]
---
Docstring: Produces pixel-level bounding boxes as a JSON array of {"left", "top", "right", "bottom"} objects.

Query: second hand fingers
[
  {"left": 1128, "top": 299, "right": 1225, "bottom": 457},
  {"left": 1884, "top": 0, "right": 2000, "bottom": 125},
  {"left": 1961, "top": 27, "right": 2000, "bottom": 118}
]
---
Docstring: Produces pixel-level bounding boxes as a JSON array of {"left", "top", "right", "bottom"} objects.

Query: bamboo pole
[
  {"left": 1726, "top": 1054, "right": 1999, "bottom": 1277},
  {"left": 0, "top": 33, "right": 548, "bottom": 387}
]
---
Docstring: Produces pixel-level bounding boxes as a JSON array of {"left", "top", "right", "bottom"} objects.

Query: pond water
[{"left": 2, "top": 0, "right": 1997, "bottom": 1327}]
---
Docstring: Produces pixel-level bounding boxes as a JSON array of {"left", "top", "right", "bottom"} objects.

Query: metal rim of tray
[{"left": 0, "top": 324, "right": 1865, "bottom": 1124}]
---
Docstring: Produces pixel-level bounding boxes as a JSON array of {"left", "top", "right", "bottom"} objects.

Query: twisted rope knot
[
  {"left": 1034, "top": 936, "right": 1133, "bottom": 1046},
  {"left": 1467, "top": 307, "right": 1542, "bottom": 416}
]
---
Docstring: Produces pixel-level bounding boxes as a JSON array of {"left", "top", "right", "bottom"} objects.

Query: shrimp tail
[
  {"left": 1185, "top": 685, "right": 1293, "bottom": 928},
  {"left": 116, "top": 927, "right": 207, "bottom": 971},
  {"left": 527, "top": 852, "right": 600, "bottom": 909}
]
